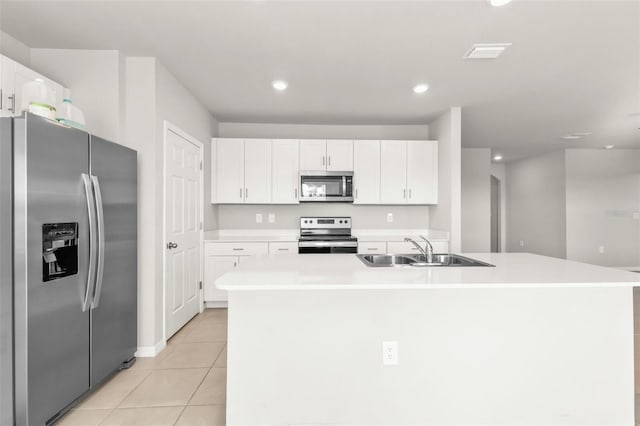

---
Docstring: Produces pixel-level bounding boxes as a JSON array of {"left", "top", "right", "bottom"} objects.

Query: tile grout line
[
  {"left": 172, "top": 405, "right": 188, "bottom": 426},
  {"left": 185, "top": 366, "right": 213, "bottom": 407}
]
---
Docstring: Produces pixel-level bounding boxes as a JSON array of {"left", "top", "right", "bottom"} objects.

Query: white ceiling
[{"left": 1, "top": 0, "right": 639, "bottom": 161}]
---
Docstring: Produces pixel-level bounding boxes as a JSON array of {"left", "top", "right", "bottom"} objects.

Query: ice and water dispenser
[{"left": 42, "top": 223, "right": 78, "bottom": 282}]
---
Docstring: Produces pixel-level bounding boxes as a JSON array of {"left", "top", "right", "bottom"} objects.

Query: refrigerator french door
[{"left": 0, "top": 113, "right": 137, "bottom": 426}]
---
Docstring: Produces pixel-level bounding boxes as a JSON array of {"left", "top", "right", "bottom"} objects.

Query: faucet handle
[{"left": 418, "top": 235, "right": 428, "bottom": 242}]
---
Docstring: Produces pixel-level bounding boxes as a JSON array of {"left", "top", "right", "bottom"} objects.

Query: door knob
[{"left": 166, "top": 242, "right": 178, "bottom": 249}]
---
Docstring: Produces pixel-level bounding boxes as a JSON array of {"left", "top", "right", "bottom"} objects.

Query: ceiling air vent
[{"left": 463, "top": 43, "right": 512, "bottom": 59}]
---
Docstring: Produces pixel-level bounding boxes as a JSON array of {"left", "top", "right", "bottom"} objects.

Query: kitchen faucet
[{"left": 404, "top": 236, "right": 434, "bottom": 264}]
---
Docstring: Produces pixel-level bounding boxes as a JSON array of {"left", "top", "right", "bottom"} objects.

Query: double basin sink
[{"left": 357, "top": 253, "right": 494, "bottom": 268}]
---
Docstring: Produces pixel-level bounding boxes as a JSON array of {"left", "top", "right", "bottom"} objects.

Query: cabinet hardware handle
[
  {"left": 8, "top": 94, "right": 16, "bottom": 114},
  {"left": 294, "top": 188, "right": 298, "bottom": 199},
  {"left": 328, "top": 156, "right": 331, "bottom": 167},
  {"left": 232, "top": 248, "right": 244, "bottom": 251},
  {"left": 278, "top": 248, "right": 288, "bottom": 251},
  {"left": 245, "top": 188, "right": 248, "bottom": 198},
  {"left": 355, "top": 189, "right": 358, "bottom": 199},
  {"left": 240, "top": 188, "right": 243, "bottom": 198},
  {"left": 233, "top": 262, "right": 237, "bottom": 267},
  {"left": 367, "top": 248, "right": 377, "bottom": 251},
  {"left": 409, "top": 189, "right": 412, "bottom": 199},
  {"left": 403, "top": 189, "right": 406, "bottom": 199},
  {"left": 322, "top": 156, "right": 325, "bottom": 166},
  {"left": 0, "top": 89, "right": 3, "bottom": 110}
]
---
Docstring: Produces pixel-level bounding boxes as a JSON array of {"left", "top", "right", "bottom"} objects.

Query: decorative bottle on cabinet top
[{"left": 56, "top": 88, "right": 86, "bottom": 130}]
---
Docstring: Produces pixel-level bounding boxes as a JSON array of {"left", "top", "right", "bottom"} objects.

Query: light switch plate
[
  {"left": 386, "top": 213, "right": 393, "bottom": 223},
  {"left": 256, "top": 213, "right": 263, "bottom": 223},
  {"left": 599, "top": 246, "right": 605, "bottom": 254},
  {"left": 268, "top": 213, "right": 275, "bottom": 223}
]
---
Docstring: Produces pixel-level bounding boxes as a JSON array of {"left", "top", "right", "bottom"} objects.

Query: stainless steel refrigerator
[{"left": 0, "top": 113, "right": 137, "bottom": 426}]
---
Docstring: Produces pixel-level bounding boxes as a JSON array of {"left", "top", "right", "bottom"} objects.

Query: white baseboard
[
  {"left": 205, "top": 301, "right": 228, "bottom": 309},
  {"left": 135, "top": 339, "right": 167, "bottom": 358}
]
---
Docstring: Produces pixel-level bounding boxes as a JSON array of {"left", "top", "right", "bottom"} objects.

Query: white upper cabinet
[
  {"left": 380, "top": 140, "right": 438, "bottom": 205},
  {"left": 326, "top": 139, "right": 353, "bottom": 171},
  {"left": 1, "top": 55, "right": 64, "bottom": 118},
  {"left": 272, "top": 139, "right": 300, "bottom": 204},
  {"left": 380, "top": 140, "right": 408, "bottom": 204},
  {"left": 299, "top": 139, "right": 353, "bottom": 171},
  {"left": 353, "top": 140, "right": 380, "bottom": 204},
  {"left": 215, "top": 139, "right": 245, "bottom": 203},
  {"left": 299, "top": 139, "right": 326, "bottom": 170},
  {"left": 244, "top": 139, "right": 272, "bottom": 204},
  {"left": 407, "top": 140, "right": 438, "bottom": 204}
]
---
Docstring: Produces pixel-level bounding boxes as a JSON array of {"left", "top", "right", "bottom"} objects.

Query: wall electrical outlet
[
  {"left": 268, "top": 213, "right": 275, "bottom": 223},
  {"left": 519, "top": 240, "right": 525, "bottom": 247},
  {"left": 386, "top": 213, "right": 393, "bottom": 223},
  {"left": 599, "top": 246, "right": 605, "bottom": 254},
  {"left": 256, "top": 213, "right": 263, "bottom": 224},
  {"left": 382, "top": 341, "right": 398, "bottom": 366},
  {"left": 634, "top": 212, "right": 640, "bottom": 220}
]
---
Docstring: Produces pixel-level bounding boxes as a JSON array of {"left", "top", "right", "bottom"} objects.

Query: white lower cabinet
[
  {"left": 204, "top": 242, "right": 269, "bottom": 303},
  {"left": 387, "top": 241, "right": 449, "bottom": 254},
  {"left": 357, "top": 242, "right": 387, "bottom": 254},
  {"left": 268, "top": 242, "right": 298, "bottom": 255}
]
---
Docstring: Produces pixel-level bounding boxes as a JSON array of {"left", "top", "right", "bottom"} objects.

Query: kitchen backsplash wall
[{"left": 218, "top": 204, "right": 430, "bottom": 230}]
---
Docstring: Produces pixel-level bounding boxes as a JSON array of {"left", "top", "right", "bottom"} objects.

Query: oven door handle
[{"left": 298, "top": 241, "right": 358, "bottom": 248}]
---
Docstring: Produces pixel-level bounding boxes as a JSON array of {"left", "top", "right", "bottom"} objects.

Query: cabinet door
[
  {"left": 407, "top": 140, "right": 438, "bottom": 204},
  {"left": 353, "top": 140, "right": 380, "bottom": 204},
  {"left": 299, "top": 139, "right": 326, "bottom": 171},
  {"left": 216, "top": 139, "right": 245, "bottom": 203},
  {"left": 244, "top": 139, "right": 272, "bottom": 204},
  {"left": 204, "top": 255, "right": 238, "bottom": 302},
  {"left": 272, "top": 139, "right": 300, "bottom": 204},
  {"left": 380, "top": 140, "right": 407, "bottom": 204},
  {"left": 326, "top": 139, "right": 353, "bottom": 171}
]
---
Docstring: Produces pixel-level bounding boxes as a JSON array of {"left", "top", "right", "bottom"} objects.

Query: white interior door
[{"left": 165, "top": 126, "right": 202, "bottom": 339}]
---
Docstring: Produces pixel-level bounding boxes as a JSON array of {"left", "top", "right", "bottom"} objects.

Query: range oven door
[
  {"left": 298, "top": 241, "right": 358, "bottom": 254},
  {"left": 299, "top": 171, "right": 353, "bottom": 202}
]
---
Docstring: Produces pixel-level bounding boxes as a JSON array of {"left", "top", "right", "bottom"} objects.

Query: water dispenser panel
[{"left": 42, "top": 223, "right": 78, "bottom": 282}]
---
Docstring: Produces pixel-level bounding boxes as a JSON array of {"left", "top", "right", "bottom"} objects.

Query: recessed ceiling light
[
  {"left": 463, "top": 43, "right": 512, "bottom": 59},
  {"left": 493, "top": 154, "right": 503, "bottom": 161},
  {"left": 272, "top": 80, "right": 288, "bottom": 91},
  {"left": 413, "top": 84, "right": 429, "bottom": 94},
  {"left": 488, "top": 0, "right": 513, "bottom": 6},
  {"left": 604, "top": 145, "right": 614, "bottom": 149},
  {"left": 561, "top": 135, "right": 581, "bottom": 140},
  {"left": 34, "top": 78, "right": 44, "bottom": 83}
]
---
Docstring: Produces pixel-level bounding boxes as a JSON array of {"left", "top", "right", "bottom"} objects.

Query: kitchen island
[{"left": 216, "top": 253, "right": 640, "bottom": 425}]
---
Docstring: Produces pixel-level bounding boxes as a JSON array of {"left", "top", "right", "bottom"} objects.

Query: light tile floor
[{"left": 57, "top": 308, "right": 227, "bottom": 426}]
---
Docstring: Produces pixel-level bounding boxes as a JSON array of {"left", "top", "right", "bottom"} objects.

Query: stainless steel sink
[{"left": 357, "top": 253, "right": 494, "bottom": 268}]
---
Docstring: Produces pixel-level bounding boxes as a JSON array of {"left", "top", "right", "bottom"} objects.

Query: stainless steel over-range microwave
[{"left": 299, "top": 171, "right": 354, "bottom": 202}]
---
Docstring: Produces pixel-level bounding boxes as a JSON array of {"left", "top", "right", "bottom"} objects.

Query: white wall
[
  {"left": 30, "top": 49, "right": 125, "bottom": 144},
  {"left": 0, "top": 30, "right": 30, "bottom": 66},
  {"left": 125, "top": 57, "right": 157, "bottom": 352},
  {"left": 216, "top": 122, "right": 431, "bottom": 231},
  {"left": 506, "top": 150, "right": 566, "bottom": 258},
  {"left": 428, "top": 107, "right": 462, "bottom": 251},
  {"left": 218, "top": 122, "right": 429, "bottom": 140},
  {"left": 565, "top": 149, "right": 640, "bottom": 268},
  {"left": 491, "top": 163, "right": 507, "bottom": 252},
  {"left": 461, "top": 148, "right": 490, "bottom": 252}
]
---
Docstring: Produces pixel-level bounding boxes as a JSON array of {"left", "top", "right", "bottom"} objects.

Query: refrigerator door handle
[
  {"left": 81, "top": 173, "right": 97, "bottom": 312},
  {"left": 90, "top": 175, "right": 105, "bottom": 309}
]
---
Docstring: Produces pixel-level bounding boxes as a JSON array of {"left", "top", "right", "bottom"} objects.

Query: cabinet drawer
[
  {"left": 205, "top": 242, "right": 268, "bottom": 256},
  {"left": 269, "top": 242, "right": 299, "bottom": 255},
  {"left": 357, "top": 242, "right": 387, "bottom": 254}
]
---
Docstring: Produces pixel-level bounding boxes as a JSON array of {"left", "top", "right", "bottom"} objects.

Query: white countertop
[
  {"left": 215, "top": 253, "right": 640, "bottom": 290},
  {"left": 203, "top": 228, "right": 449, "bottom": 243}
]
